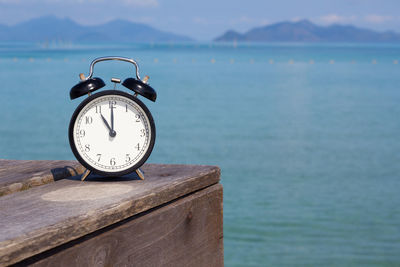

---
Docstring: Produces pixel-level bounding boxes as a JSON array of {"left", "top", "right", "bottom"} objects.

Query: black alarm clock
[{"left": 68, "top": 56, "right": 157, "bottom": 181}]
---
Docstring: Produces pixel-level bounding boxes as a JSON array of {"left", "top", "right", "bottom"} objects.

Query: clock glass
[{"left": 69, "top": 90, "right": 155, "bottom": 176}]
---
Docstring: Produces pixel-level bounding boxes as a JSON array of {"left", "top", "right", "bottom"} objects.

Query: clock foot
[
  {"left": 81, "top": 169, "right": 91, "bottom": 181},
  {"left": 136, "top": 168, "right": 145, "bottom": 180}
]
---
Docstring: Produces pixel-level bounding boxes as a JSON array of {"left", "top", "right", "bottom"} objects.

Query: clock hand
[
  {"left": 111, "top": 103, "right": 114, "bottom": 132},
  {"left": 100, "top": 114, "right": 116, "bottom": 137},
  {"left": 100, "top": 114, "right": 111, "bottom": 131},
  {"left": 110, "top": 104, "right": 116, "bottom": 137}
]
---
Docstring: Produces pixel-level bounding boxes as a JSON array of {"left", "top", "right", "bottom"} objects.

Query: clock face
[{"left": 69, "top": 90, "right": 155, "bottom": 176}]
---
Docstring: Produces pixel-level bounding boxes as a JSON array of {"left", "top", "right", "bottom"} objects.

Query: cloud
[
  {"left": 260, "top": 19, "right": 269, "bottom": 25},
  {"left": 120, "top": 0, "right": 158, "bottom": 7},
  {"left": 130, "top": 16, "right": 155, "bottom": 23},
  {"left": 316, "top": 13, "right": 398, "bottom": 27},
  {"left": 318, "top": 14, "right": 357, "bottom": 24},
  {"left": 193, "top": 17, "right": 210, "bottom": 25},
  {"left": 230, "top": 16, "right": 269, "bottom": 26},
  {"left": 291, "top": 17, "right": 303, "bottom": 22},
  {"left": 0, "top": 0, "right": 158, "bottom": 7},
  {"left": 238, "top": 16, "right": 253, "bottom": 23},
  {"left": 193, "top": 16, "right": 269, "bottom": 27},
  {"left": 364, "top": 14, "right": 393, "bottom": 23}
]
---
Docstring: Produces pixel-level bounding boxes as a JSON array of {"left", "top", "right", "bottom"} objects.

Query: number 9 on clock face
[{"left": 69, "top": 90, "right": 155, "bottom": 176}]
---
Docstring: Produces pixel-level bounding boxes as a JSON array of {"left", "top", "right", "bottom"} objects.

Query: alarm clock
[{"left": 68, "top": 56, "right": 157, "bottom": 181}]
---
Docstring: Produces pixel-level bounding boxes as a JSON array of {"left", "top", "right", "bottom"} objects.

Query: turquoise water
[{"left": 1, "top": 42, "right": 400, "bottom": 266}]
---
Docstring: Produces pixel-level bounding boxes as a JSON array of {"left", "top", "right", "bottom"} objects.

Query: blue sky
[{"left": 0, "top": 0, "right": 399, "bottom": 40}]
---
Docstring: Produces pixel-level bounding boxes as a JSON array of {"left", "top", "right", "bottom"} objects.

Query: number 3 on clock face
[{"left": 69, "top": 90, "right": 156, "bottom": 176}]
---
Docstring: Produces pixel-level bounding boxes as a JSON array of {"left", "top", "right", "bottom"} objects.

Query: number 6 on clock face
[{"left": 69, "top": 90, "right": 156, "bottom": 176}]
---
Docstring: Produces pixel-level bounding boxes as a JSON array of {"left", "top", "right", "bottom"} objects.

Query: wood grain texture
[
  {"left": 16, "top": 184, "right": 224, "bottom": 267},
  {"left": 0, "top": 163, "right": 220, "bottom": 266},
  {"left": 0, "top": 160, "right": 85, "bottom": 197}
]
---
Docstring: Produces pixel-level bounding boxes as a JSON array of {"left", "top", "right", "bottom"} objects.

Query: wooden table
[{"left": 0, "top": 160, "right": 223, "bottom": 267}]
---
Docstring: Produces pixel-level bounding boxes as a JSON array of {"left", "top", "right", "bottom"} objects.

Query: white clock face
[{"left": 72, "top": 93, "right": 153, "bottom": 173}]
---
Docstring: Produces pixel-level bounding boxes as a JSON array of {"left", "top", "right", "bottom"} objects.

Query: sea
[{"left": 0, "top": 42, "right": 400, "bottom": 266}]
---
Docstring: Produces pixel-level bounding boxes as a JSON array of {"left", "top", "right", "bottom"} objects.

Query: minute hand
[{"left": 111, "top": 104, "right": 114, "bottom": 131}]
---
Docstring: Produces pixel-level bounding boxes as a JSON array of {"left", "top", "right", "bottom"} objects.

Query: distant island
[
  {"left": 1, "top": 16, "right": 399, "bottom": 43},
  {"left": 214, "top": 20, "right": 400, "bottom": 42},
  {"left": 0, "top": 16, "right": 193, "bottom": 43}
]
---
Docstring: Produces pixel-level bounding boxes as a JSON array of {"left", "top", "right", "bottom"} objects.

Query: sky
[{"left": 0, "top": 0, "right": 399, "bottom": 40}]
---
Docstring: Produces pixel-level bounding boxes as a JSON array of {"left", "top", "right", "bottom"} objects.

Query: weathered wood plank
[
  {"left": 16, "top": 184, "right": 224, "bottom": 267},
  {"left": 0, "top": 160, "right": 85, "bottom": 197},
  {"left": 0, "top": 164, "right": 220, "bottom": 266}
]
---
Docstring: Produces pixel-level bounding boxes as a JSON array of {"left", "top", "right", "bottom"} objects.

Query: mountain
[
  {"left": 214, "top": 20, "right": 400, "bottom": 42},
  {"left": 0, "top": 16, "right": 193, "bottom": 42}
]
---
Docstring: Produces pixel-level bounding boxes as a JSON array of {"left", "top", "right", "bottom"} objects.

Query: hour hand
[{"left": 100, "top": 114, "right": 116, "bottom": 137}]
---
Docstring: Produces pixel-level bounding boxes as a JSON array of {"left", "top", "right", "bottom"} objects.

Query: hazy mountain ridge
[
  {"left": 1, "top": 16, "right": 399, "bottom": 43},
  {"left": 215, "top": 20, "right": 400, "bottom": 42},
  {"left": 0, "top": 16, "right": 193, "bottom": 42}
]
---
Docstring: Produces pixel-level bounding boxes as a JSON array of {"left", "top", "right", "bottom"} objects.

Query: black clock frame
[{"left": 69, "top": 90, "right": 156, "bottom": 177}]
